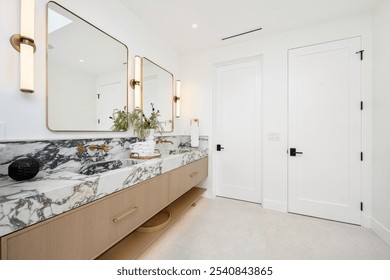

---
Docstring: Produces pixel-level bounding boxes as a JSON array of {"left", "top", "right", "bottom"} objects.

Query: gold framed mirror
[
  {"left": 141, "top": 58, "right": 174, "bottom": 132},
  {"left": 46, "top": 1, "right": 128, "bottom": 131}
]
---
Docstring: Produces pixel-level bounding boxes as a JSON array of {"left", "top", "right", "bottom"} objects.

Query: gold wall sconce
[
  {"left": 10, "top": 0, "right": 36, "bottom": 93},
  {"left": 174, "top": 80, "right": 181, "bottom": 118},
  {"left": 130, "top": 55, "right": 142, "bottom": 109}
]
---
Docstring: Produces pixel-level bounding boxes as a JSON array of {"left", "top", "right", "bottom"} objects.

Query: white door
[
  {"left": 288, "top": 37, "right": 362, "bottom": 225},
  {"left": 214, "top": 57, "right": 262, "bottom": 203},
  {"left": 96, "top": 82, "right": 124, "bottom": 130}
]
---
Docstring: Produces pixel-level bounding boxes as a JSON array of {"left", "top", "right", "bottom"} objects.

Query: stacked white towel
[{"left": 129, "top": 141, "right": 155, "bottom": 156}]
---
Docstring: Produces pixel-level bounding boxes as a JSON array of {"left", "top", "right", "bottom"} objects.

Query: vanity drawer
[
  {"left": 2, "top": 197, "right": 112, "bottom": 259},
  {"left": 103, "top": 182, "right": 146, "bottom": 248},
  {"left": 170, "top": 157, "right": 208, "bottom": 202},
  {"left": 1, "top": 173, "right": 169, "bottom": 260},
  {"left": 103, "top": 173, "right": 169, "bottom": 249},
  {"left": 139, "top": 174, "right": 170, "bottom": 221}
]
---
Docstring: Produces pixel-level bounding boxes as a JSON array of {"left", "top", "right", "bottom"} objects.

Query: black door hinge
[
  {"left": 361, "top": 202, "right": 363, "bottom": 211},
  {"left": 98, "top": 119, "right": 101, "bottom": 124},
  {"left": 356, "top": 50, "right": 364, "bottom": 60},
  {"left": 97, "top": 94, "right": 100, "bottom": 99},
  {"left": 361, "top": 152, "right": 363, "bottom": 161},
  {"left": 361, "top": 101, "right": 363, "bottom": 110}
]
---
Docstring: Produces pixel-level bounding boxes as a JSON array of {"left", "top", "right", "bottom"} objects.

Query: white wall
[
  {"left": 180, "top": 13, "right": 373, "bottom": 223},
  {"left": 372, "top": 0, "right": 390, "bottom": 245},
  {"left": 48, "top": 60, "right": 97, "bottom": 130},
  {"left": 0, "top": 0, "right": 181, "bottom": 140}
]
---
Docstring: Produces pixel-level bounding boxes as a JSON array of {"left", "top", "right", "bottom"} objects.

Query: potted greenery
[
  {"left": 110, "top": 107, "right": 129, "bottom": 132},
  {"left": 110, "top": 103, "right": 163, "bottom": 139}
]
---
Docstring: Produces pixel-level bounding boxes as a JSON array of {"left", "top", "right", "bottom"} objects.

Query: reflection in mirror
[
  {"left": 47, "top": 2, "right": 128, "bottom": 131},
  {"left": 142, "top": 58, "right": 174, "bottom": 132}
]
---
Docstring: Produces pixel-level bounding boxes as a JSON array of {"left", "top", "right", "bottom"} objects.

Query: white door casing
[
  {"left": 288, "top": 37, "right": 362, "bottom": 225},
  {"left": 214, "top": 57, "right": 262, "bottom": 203}
]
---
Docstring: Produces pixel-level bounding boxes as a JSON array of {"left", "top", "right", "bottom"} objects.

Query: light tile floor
[{"left": 138, "top": 197, "right": 390, "bottom": 260}]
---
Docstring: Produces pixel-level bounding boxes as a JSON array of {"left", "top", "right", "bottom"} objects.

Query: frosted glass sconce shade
[
  {"left": 10, "top": 0, "right": 36, "bottom": 93},
  {"left": 130, "top": 55, "right": 142, "bottom": 109}
]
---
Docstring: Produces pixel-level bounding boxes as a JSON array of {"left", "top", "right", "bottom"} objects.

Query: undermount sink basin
[{"left": 77, "top": 159, "right": 138, "bottom": 175}]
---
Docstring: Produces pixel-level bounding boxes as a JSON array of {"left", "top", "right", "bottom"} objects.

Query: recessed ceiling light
[
  {"left": 79, "top": 59, "right": 85, "bottom": 63},
  {"left": 192, "top": 24, "right": 198, "bottom": 29}
]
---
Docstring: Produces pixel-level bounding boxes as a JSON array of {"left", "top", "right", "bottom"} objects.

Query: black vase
[{"left": 8, "top": 157, "right": 40, "bottom": 181}]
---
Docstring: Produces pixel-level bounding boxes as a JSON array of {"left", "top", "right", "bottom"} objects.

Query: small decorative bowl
[{"left": 8, "top": 157, "right": 40, "bottom": 181}]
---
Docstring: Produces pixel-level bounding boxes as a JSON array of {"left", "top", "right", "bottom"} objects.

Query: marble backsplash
[{"left": 0, "top": 136, "right": 208, "bottom": 177}]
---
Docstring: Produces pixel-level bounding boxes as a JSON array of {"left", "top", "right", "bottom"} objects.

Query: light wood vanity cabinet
[
  {"left": 0, "top": 157, "right": 207, "bottom": 260},
  {"left": 104, "top": 173, "right": 170, "bottom": 251},
  {"left": 1, "top": 173, "right": 169, "bottom": 260},
  {"left": 170, "top": 157, "right": 208, "bottom": 202}
]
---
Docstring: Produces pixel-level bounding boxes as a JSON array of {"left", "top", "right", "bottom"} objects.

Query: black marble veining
[{"left": 0, "top": 137, "right": 139, "bottom": 176}]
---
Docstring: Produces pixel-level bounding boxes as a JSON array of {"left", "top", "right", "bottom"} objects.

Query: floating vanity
[
  {"left": 0, "top": 143, "right": 208, "bottom": 260},
  {"left": 0, "top": 1, "right": 208, "bottom": 260}
]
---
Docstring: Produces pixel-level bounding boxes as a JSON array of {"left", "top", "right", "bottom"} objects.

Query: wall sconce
[
  {"left": 130, "top": 55, "right": 142, "bottom": 109},
  {"left": 174, "top": 80, "right": 181, "bottom": 118},
  {"left": 10, "top": 0, "right": 36, "bottom": 93}
]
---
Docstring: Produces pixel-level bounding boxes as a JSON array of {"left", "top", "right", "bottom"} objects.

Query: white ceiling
[
  {"left": 48, "top": 3, "right": 127, "bottom": 76},
  {"left": 121, "top": 0, "right": 379, "bottom": 55}
]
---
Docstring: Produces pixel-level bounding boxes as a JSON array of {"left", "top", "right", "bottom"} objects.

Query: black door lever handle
[
  {"left": 217, "top": 144, "right": 224, "bottom": 151},
  {"left": 290, "top": 148, "right": 303, "bottom": 156}
]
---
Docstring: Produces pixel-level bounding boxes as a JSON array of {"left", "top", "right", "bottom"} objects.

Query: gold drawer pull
[
  {"left": 112, "top": 207, "right": 138, "bottom": 223},
  {"left": 190, "top": 172, "right": 199, "bottom": 178}
]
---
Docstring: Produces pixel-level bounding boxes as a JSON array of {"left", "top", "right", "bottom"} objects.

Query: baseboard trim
[
  {"left": 371, "top": 218, "right": 390, "bottom": 246},
  {"left": 262, "top": 199, "right": 287, "bottom": 212},
  {"left": 203, "top": 189, "right": 215, "bottom": 199},
  {"left": 362, "top": 214, "right": 372, "bottom": 228}
]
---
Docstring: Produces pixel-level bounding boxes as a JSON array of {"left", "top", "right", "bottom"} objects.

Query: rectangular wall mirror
[
  {"left": 142, "top": 58, "right": 174, "bottom": 132},
  {"left": 46, "top": 1, "right": 128, "bottom": 131}
]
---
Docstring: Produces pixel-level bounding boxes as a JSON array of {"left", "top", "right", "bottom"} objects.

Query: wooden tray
[
  {"left": 129, "top": 152, "right": 161, "bottom": 160},
  {"left": 136, "top": 209, "right": 171, "bottom": 233}
]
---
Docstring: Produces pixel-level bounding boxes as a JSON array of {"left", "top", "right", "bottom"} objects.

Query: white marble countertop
[{"left": 0, "top": 148, "right": 208, "bottom": 237}]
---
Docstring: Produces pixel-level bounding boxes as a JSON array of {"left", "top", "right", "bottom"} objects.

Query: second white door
[
  {"left": 214, "top": 57, "right": 262, "bottom": 203},
  {"left": 288, "top": 37, "right": 362, "bottom": 225}
]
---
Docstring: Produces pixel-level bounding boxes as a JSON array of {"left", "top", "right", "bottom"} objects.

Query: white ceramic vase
[{"left": 145, "top": 129, "right": 155, "bottom": 154}]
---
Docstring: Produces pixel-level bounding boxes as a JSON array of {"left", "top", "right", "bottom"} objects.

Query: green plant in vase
[
  {"left": 129, "top": 103, "right": 164, "bottom": 139},
  {"left": 110, "top": 103, "right": 163, "bottom": 139},
  {"left": 110, "top": 107, "right": 129, "bottom": 132}
]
